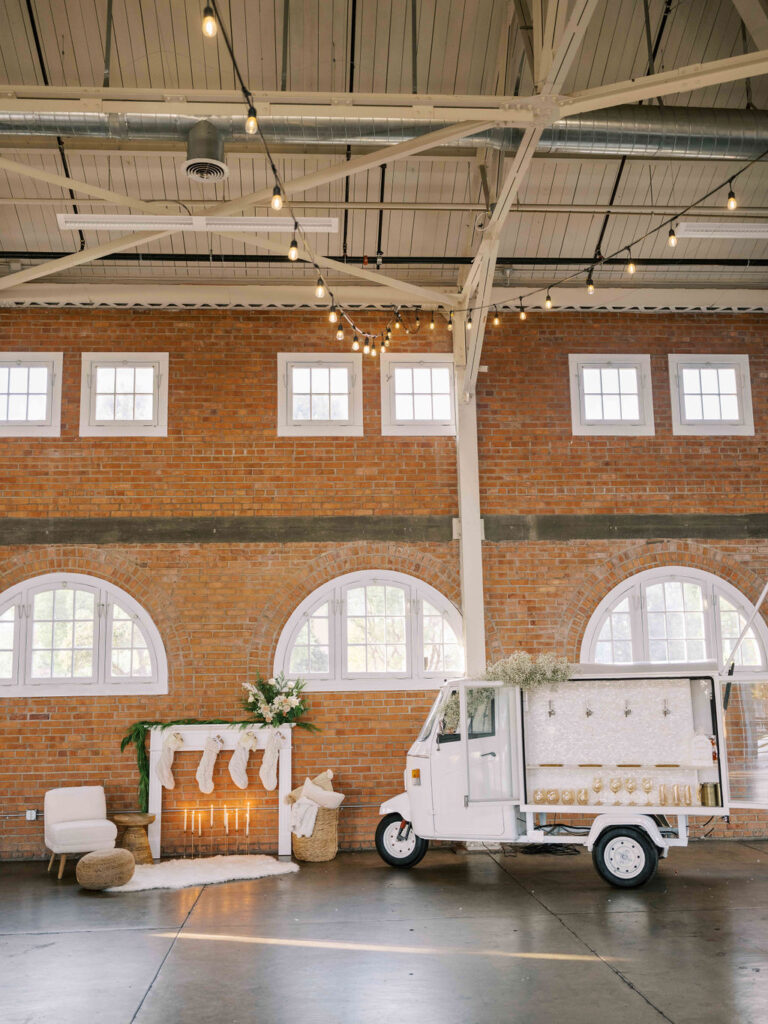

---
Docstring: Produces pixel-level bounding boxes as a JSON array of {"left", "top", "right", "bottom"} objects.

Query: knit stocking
[
  {"left": 195, "top": 734, "right": 224, "bottom": 794},
  {"left": 228, "top": 731, "right": 259, "bottom": 790},
  {"left": 155, "top": 731, "right": 184, "bottom": 790},
  {"left": 259, "top": 728, "right": 283, "bottom": 792}
]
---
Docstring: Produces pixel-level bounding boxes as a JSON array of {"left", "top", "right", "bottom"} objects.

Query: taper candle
[
  {"left": 183, "top": 808, "right": 187, "bottom": 831},
  {"left": 198, "top": 810, "right": 202, "bottom": 836},
  {"left": 235, "top": 808, "right": 239, "bottom": 832},
  {"left": 224, "top": 806, "right": 229, "bottom": 834},
  {"left": 246, "top": 802, "right": 250, "bottom": 837},
  {"left": 210, "top": 804, "right": 213, "bottom": 827}
]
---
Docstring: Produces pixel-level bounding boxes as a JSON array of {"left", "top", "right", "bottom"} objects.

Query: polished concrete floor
[{"left": 2, "top": 841, "right": 768, "bottom": 1024}]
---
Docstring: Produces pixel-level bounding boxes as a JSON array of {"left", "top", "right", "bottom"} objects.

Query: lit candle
[
  {"left": 183, "top": 808, "right": 187, "bottom": 831},
  {"left": 210, "top": 804, "right": 214, "bottom": 827},
  {"left": 224, "top": 806, "right": 229, "bottom": 834},
  {"left": 235, "top": 808, "right": 239, "bottom": 832},
  {"left": 198, "top": 810, "right": 202, "bottom": 837},
  {"left": 246, "top": 802, "right": 250, "bottom": 837}
]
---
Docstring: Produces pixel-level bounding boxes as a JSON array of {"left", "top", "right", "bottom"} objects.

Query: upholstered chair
[{"left": 44, "top": 786, "right": 117, "bottom": 879}]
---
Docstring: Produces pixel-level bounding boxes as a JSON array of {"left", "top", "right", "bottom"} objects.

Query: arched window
[
  {"left": 274, "top": 570, "right": 464, "bottom": 691},
  {"left": 0, "top": 573, "right": 167, "bottom": 697},
  {"left": 582, "top": 567, "right": 767, "bottom": 676}
]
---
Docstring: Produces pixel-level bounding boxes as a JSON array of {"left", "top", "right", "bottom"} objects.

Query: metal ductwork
[
  {"left": 180, "top": 120, "right": 228, "bottom": 182},
  {"left": 0, "top": 105, "right": 767, "bottom": 160}
]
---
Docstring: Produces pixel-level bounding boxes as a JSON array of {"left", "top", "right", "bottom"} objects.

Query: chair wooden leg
[
  {"left": 47, "top": 852, "right": 55, "bottom": 873},
  {"left": 57, "top": 854, "right": 66, "bottom": 880}
]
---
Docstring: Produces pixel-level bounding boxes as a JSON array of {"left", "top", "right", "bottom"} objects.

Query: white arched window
[
  {"left": 274, "top": 570, "right": 464, "bottom": 691},
  {"left": 582, "top": 566, "right": 767, "bottom": 677},
  {"left": 0, "top": 573, "right": 167, "bottom": 697}
]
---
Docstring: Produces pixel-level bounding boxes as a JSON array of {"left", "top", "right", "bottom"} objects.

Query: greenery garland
[{"left": 120, "top": 718, "right": 258, "bottom": 813}]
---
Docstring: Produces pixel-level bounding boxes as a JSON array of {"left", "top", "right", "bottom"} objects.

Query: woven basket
[{"left": 286, "top": 770, "right": 339, "bottom": 863}]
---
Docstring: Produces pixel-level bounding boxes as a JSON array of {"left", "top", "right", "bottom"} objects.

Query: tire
[
  {"left": 375, "top": 813, "right": 429, "bottom": 868},
  {"left": 592, "top": 826, "right": 659, "bottom": 888}
]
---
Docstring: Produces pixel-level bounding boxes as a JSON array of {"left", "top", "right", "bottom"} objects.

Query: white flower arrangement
[
  {"left": 483, "top": 650, "right": 572, "bottom": 691},
  {"left": 242, "top": 673, "right": 317, "bottom": 731}
]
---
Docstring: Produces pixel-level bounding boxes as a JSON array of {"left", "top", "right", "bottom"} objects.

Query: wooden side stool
[{"left": 112, "top": 812, "right": 156, "bottom": 865}]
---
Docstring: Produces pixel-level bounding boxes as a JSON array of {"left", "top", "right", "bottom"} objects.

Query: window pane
[
  {"left": 8, "top": 395, "right": 27, "bottom": 420},
  {"left": 394, "top": 368, "right": 412, "bottom": 393},
  {"left": 115, "top": 367, "right": 134, "bottom": 393},
  {"left": 311, "top": 394, "right": 330, "bottom": 420},
  {"left": 292, "top": 394, "right": 310, "bottom": 420},
  {"left": 395, "top": 394, "right": 414, "bottom": 420},
  {"left": 134, "top": 367, "right": 154, "bottom": 393},
  {"left": 330, "top": 395, "right": 348, "bottom": 420},
  {"left": 293, "top": 367, "right": 311, "bottom": 393},
  {"left": 347, "top": 587, "right": 365, "bottom": 614},
  {"left": 720, "top": 595, "right": 764, "bottom": 667},
  {"left": 432, "top": 394, "right": 451, "bottom": 420},
  {"left": 584, "top": 394, "right": 602, "bottom": 420},
  {"left": 702, "top": 394, "right": 721, "bottom": 420},
  {"left": 582, "top": 368, "right": 601, "bottom": 393},
  {"left": 134, "top": 394, "right": 154, "bottom": 420},
  {"left": 0, "top": 607, "right": 14, "bottom": 679},
  {"left": 620, "top": 394, "right": 639, "bottom": 420},
  {"left": 618, "top": 368, "right": 637, "bottom": 394},
  {"left": 413, "top": 368, "right": 432, "bottom": 393},
  {"left": 413, "top": 394, "right": 433, "bottom": 419},
  {"left": 601, "top": 368, "right": 619, "bottom": 393},
  {"left": 95, "top": 394, "right": 115, "bottom": 420},
  {"left": 9, "top": 367, "right": 27, "bottom": 393},
  {"left": 720, "top": 395, "right": 739, "bottom": 420},
  {"left": 719, "top": 368, "right": 737, "bottom": 393},
  {"left": 311, "top": 367, "right": 329, "bottom": 392},
  {"left": 31, "top": 650, "right": 52, "bottom": 678},
  {"left": 329, "top": 368, "right": 348, "bottom": 394},
  {"left": 115, "top": 395, "right": 134, "bottom": 419},
  {"left": 722, "top": 682, "right": 768, "bottom": 803},
  {"left": 684, "top": 394, "right": 703, "bottom": 420},
  {"left": 432, "top": 368, "right": 451, "bottom": 393},
  {"left": 26, "top": 394, "right": 47, "bottom": 421},
  {"left": 346, "top": 583, "right": 416, "bottom": 675},
  {"left": 391, "top": 363, "right": 452, "bottom": 424},
  {"left": 602, "top": 394, "right": 621, "bottom": 420},
  {"left": 700, "top": 368, "right": 719, "bottom": 393},
  {"left": 96, "top": 366, "right": 115, "bottom": 392}
]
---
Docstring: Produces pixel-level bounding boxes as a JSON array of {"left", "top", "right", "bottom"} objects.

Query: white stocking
[
  {"left": 154, "top": 731, "right": 184, "bottom": 790},
  {"left": 259, "top": 728, "right": 283, "bottom": 792},
  {"left": 195, "top": 734, "right": 224, "bottom": 794},
  {"left": 228, "top": 732, "right": 259, "bottom": 790}
]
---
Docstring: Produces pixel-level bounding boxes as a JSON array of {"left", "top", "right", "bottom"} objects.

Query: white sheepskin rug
[{"left": 107, "top": 854, "right": 299, "bottom": 892}]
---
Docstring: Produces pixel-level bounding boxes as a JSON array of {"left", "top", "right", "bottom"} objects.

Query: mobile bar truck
[{"left": 375, "top": 663, "right": 729, "bottom": 887}]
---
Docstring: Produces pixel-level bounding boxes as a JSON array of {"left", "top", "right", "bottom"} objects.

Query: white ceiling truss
[{"left": 0, "top": 0, "right": 766, "bottom": 328}]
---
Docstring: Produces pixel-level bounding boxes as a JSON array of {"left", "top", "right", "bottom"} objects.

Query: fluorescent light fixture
[
  {"left": 676, "top": 221, "right": 768, "bottom": 239},
  {"left": 56, "top": 214, "right": 338, "bottom": 234}
]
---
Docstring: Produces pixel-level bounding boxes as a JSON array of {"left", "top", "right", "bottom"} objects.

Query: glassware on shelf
[
  {"left": 533, "top": 788, "right": 545, "bottom": 805},
  {"left": 624, "top": 777, "right": 637, "bottom": 805},
  {"left": 576, "top": 788, "right": 589, "bottom": 805},
  {"left": 561, "top": 789, "right": 575, "bottom": 805},
  {"left": 546, "top": 789, "right": 560, "bottom": 804},
  {"left": 609, "top": 776, "right": 622, "bottom": 805},
  {"left": 659, "top": 784, "right": 668, "bottom": 805},
  {"left": 672, "top": 784, "right": 680, "bottom": 806},
  {"left": 592, "top": 776, "right": 603, "bottom": 805},
  {"left": 683, "top": 784, "right": 692, "bottom": 807},
  {"left": 641, "top": 777, "right": 653, "bottom": 805}
]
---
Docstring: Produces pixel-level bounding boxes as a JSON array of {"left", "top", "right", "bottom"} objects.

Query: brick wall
[{"left": 2, "top": 308, "right": 768, "bottom": 858}]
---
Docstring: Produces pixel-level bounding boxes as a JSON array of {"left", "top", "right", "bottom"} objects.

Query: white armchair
[{"left": 44, "top": 786, "right": 117, "bottom": 879}]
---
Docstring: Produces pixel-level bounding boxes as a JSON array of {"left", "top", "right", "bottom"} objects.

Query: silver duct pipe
[{"left": 0, "top": 106, "right": 766, "bottom": 160}]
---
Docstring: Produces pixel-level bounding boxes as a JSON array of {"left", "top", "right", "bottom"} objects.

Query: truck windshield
[{"left": 418, "top": 692, "right": 444, "bottom": 740}]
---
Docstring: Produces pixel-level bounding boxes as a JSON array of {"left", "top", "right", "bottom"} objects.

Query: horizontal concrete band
[{"left": 3, "top": 513, "right": 768, "bottom": 546}]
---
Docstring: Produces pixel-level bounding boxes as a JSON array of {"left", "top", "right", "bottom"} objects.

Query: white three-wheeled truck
[{"left": 375, "top": 665, "right": 729, "bottom": 887}]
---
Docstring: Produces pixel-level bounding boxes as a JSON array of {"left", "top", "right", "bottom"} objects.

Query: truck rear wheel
[
  {"left": 375, "top": 813, "right": 429, "bottom": 868},
  {"left": 592, "top": 826, "right": 659, "bottom": 888}
]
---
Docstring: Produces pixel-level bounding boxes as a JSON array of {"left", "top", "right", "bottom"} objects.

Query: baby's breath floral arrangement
[
  {"left": 242, "top": 672, "right": 318, "bottom": 731},
  {"left": 484, "top": 651, "right": 572, "bottom": 691}
]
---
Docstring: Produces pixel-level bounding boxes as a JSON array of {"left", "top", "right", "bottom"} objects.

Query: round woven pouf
[{"left": 76, "top": 848, "right": 135, "bottom": 891}]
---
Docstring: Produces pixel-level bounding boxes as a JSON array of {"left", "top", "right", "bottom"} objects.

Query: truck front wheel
[
  {"left": 592, "top": 826, "right": 659, "bottom": 888},
  {"left": 375, "top": 813, "right": 429, "bottom": 868}
]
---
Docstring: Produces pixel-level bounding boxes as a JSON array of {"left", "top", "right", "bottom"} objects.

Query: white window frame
[
  {"left": 380, "top": 353, "right": 456, "bottom": 436},
  {"left": 79, "top": 352, "right": 169, "bottom": 437},
  {"left": 277, "top": 353, "right": 363, "bottom": 437},
  {"left": 0, "top": 352, "right": 62, "bottom": 437},
  {"left": 0, "top": 572, "right": 168, "bottom": 697},
  {"left": 668, "top": 354, "right": 754, "bottom": 436},
  {"left": 581, "top": 566, "right": 768, "bottom": 680},
  {"left": 274, "top": 569, "right": 464, "bottom": 691},
  {"left": 568, "top": 353, "right": 655, "bottom": 436}
]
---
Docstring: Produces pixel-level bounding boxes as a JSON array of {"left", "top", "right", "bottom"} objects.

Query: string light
[
  {"left": 394, "top": 312, "right": 401, "bottom": 330},
  {"left": 667, "top": 227, "right": 677, "bottom": 248},
  {"left": 492, "top": 309, "right": 500, "bottom": 326},
  {"left": 315, "top": 277, "right": 326, "bottom": 299},
  {"left": 352, "top": 334, "right": 360, "bottom": 351},
  {"left": 586, "top": 271, "right": 595, "bottom": 295},
  {"left": 202, "top": 5, "right": 217, "bottom": 36},
  {"left": 383, "top": 334, "right": 390, "bottom": 348},
  {"left": 625, "top": 250, "right": 636, "bottom": 274},
  {"left": 335, "top": 326, "right": 344, "bottom": 342},
  {"left": 415, "top": 312, "right": 421, "bottom": 330},
  {"left": 288, "top": 235, "right": 299, "bottom": 261},
  {"left": 371, "top": 339, "right": 378, "bottom": 358},
  {"left": 727, "top": 182, "right": 737, "bottom": 210},
  {"left": 363, "top": 338, "right": 370, "bottom": 354},
  {"left": 518, "top": 299, "right": 526, "bottom": 321},
  {"left": 447, "top": 312, "right": 453, "bottom": 332},
  {"left": 271, "top": 185, "right": 283, "bottom": 211},
  {"left": 429, "top": 313, "right": 435, "bottom": 330},
  {"left": 329, "top": 306, "right": 338, "bottom": 324},
  {"left": 386, "top": 326, "right": 392, "bottom": 343},
  {"left": 467, "top": 311, "right": 473, "bottom": 331},
  {"left": 545, "top": 291, "right": 552, "bottom": 309},
  {"left": 245, "top": 106, "right": 258, "bottom": 135}
]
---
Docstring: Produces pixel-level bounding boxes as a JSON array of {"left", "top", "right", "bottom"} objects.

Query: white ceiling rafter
[{"left": 731, "top": 0, "right": 768, "bottom": 49}]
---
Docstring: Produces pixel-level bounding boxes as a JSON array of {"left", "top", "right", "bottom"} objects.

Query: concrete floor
[{"left": 2, "top": 842, "right": 768, "bottom": 1024}]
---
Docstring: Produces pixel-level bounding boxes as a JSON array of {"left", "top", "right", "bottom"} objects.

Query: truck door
[{"left": 431, "top": 686, "right": 507, "bottom": 837}]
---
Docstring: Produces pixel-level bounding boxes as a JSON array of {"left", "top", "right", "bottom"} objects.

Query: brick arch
[
  {"left": 0, "top": 546, "right": 191, "bottom": 688},
  {"left": 559, "top": 540, "right": 767, "bottom": 662},
  {"left": 246, "top": 542, "right": 500, "bottom": 677}
]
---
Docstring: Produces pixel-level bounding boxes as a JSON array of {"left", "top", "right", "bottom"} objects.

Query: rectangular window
[
  {"left": 345, "top": 583, "right": 408, "bottom": 675},
  {"left": 568, "top": 354, "right": 654, "bottom": 436},
  {"left": 80, "top": 353, "right": 168, "bottom": 437},
  {"left": 0, "top": 353, "right": 62, "bottom": 437},
  {"left": 277, "top": 353, "right": 363, "bottom": 437},
  {"left": 669, "top": 354, "right": 753, "bottom": 435},
  {"left": 381, "top": 353, "right": 456, "bottom": 436}
]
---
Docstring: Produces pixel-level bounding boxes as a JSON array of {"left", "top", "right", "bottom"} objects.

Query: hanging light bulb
[
  {"left": 329, "top": 305, "right": 338, "bottom": 324},
  {"left": 202, "top": 5, "right": 217, "bottom": 37},
  {"left": 386, "top": 326, "right": 392, "bottom": 343},
  {"left": 545, "top": 291, "right": 552, "bottom": 310},
  {"left": 429, "top": 314, "right": 435, "bottom": 330},
  {"left": 415, "top": 312, "right": 421, "bottom": 330},
  {"left": 467, "top": 312, "right": 473, "bottom": 331},
  {"left": 519, "top": 301, "right": 526, "bottom": 321},
  {"left": 363, "top": 338, "right": 371, "bottom": 354},
  {"left": 371, "top": 339, "right": 378, "bottom": 358},
  {"left": 394, "top": 312, "right": 401, "bottom": 330},
  {"left": 315, "top": 277, "right": 326, "bottom": 299},
  {"left": 492, "top": 309, "right": 500, "bottom": 326},
  {"left": 727, "top": 183, "right": 737, "bottom": 211},
  {"left": 447, "top": 312, "right": 453, "bottom": 332},
  {"left": 352, "top": 334, "right": 360, "bottom": 351},
  {"left": 288, "top": 237, "right": 299, "bottom": 261},
  {"left": 586, "top": 271, "right": 595, "bottom": 295},
  {"left": 245, "top": 106, "right": 258, "bottom": 135},
  {"left": 625, "top": 250, "right": 636, "bottom": 274},
  {"left": 271, "top": 185, "right": 283, "bottom": 211},
  {"left": 668, "top": 227, "right": 677, "bottom": 248},
  {"left": 383, "top": 334, "right": 390, "bottom": 348},
  {"left": 335, "top": 326, "right": 344, "bottom": 342}
]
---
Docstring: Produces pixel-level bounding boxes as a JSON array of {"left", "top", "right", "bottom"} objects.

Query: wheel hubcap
[
  {"left": 383, "top": 821, "right": 417, "bottom": 859},
  {"left": 604, "top": 836, "right": 645, "bottom": 879}
]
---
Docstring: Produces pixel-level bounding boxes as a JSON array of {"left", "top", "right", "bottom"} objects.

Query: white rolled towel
[
  {"left": 228, "top": 731, "right": 260, "bottom": 789},
  {"left": 291, "top": 796, "right": 319, "bottom": 838},
  {"left": 195, "top": 734, "right": 224, "bottom": 794},
  {"left": 154, "top": 731, "right": 184, "bottom": 790}
]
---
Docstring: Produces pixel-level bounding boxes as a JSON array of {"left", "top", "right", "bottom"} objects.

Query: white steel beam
[
  {"left": 489, "top": 285, "right": 768, "bottom": 311},
  {"left": 731, "top": 0, "right": 768, "bottom": 49}
]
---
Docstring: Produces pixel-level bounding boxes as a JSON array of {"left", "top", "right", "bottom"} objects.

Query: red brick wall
[{"left": 2, "top": 308, "right": 768, "bottom": 858}]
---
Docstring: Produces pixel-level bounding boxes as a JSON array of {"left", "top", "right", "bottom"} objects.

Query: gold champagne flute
[
  {"left": 561, "top": 789, "right": 575, "bottom": 805},
  {"left": 577, "top": 788, "right": 589, "bottom": 805},
  {"left": 624, "top": 777, "right": 637, "bottom": 806},
  {"left": 641, "top": 777, "right": 653, "bottom": 805},
  {"left": 592, "top": 776, "right": 603, "bottom": 805},
  {"left": 609, "top": 776, "right": 622, "bottom": 805}
]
